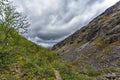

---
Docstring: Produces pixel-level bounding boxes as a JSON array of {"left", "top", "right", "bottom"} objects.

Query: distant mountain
[{"left": 53, "top": 1, "right": 120, "bottom": 78}]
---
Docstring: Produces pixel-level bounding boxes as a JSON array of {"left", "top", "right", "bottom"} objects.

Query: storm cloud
[{"left": 10, "top": 0, "right": 119, "bottom": 47}]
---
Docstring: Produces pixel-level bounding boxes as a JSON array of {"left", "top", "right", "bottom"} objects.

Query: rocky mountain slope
[{"left": 53, "top": 1, "right": 120, "bottom": 76}]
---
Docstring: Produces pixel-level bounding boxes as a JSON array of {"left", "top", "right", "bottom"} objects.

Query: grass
[{"left": 0, "top": 27, "right": 91, "bottom": 80}]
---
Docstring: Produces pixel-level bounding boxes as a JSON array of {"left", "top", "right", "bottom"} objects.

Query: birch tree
[{"left": 0, "top": 0, "right": 29, "bottom": 63}]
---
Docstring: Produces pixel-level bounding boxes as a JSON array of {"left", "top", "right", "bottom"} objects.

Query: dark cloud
[
  {"left": 87, "top": 0, "right": 104, "bottom": 5},
  {"left": 10, "top": 0, "right": 119, "bottom": 47}
]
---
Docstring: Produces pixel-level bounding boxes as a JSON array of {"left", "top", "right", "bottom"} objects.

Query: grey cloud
[
  {"left": 10, "top": 0, "right": 119, "bottom": 47},
  {"left": 87, "top": 0, "right": 104, "bottom": 5}
]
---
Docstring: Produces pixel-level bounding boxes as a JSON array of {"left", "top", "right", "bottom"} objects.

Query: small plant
[{"left": 84, "top": 65, "right": 101, "bottom": 77}]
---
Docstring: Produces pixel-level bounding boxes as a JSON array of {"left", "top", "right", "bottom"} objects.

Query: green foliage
[
  {"left": 0, "top": 0, "right": 29, "bottom": 33},
  {"left": 0, "top": 26, "right": 91, "bottom": 79}
]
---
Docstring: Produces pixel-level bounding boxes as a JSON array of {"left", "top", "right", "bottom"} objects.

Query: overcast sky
[{"left": 9, "top": 0, "right": 119, "bottom": 47}]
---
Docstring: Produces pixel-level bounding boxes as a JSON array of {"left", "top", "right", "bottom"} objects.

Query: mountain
[{"left": 53, "top": 1, "right": 120, "bottom": 78}]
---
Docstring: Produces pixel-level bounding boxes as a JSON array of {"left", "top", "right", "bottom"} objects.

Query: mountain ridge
[{"left": 52, "top": 1, "right": 120, "bottom": 74}]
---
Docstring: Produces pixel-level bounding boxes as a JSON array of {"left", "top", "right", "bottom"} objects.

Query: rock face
[{"left": 52, "top": 1, "right": 120, "bottom": 71}]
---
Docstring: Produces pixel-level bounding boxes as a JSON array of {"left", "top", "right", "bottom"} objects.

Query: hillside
[
  {"left": 53, "top": 1, "right": 120, "bottom": 78},
  {"left": 0, "top": 28, "right": 91, "bottom": 79}
]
